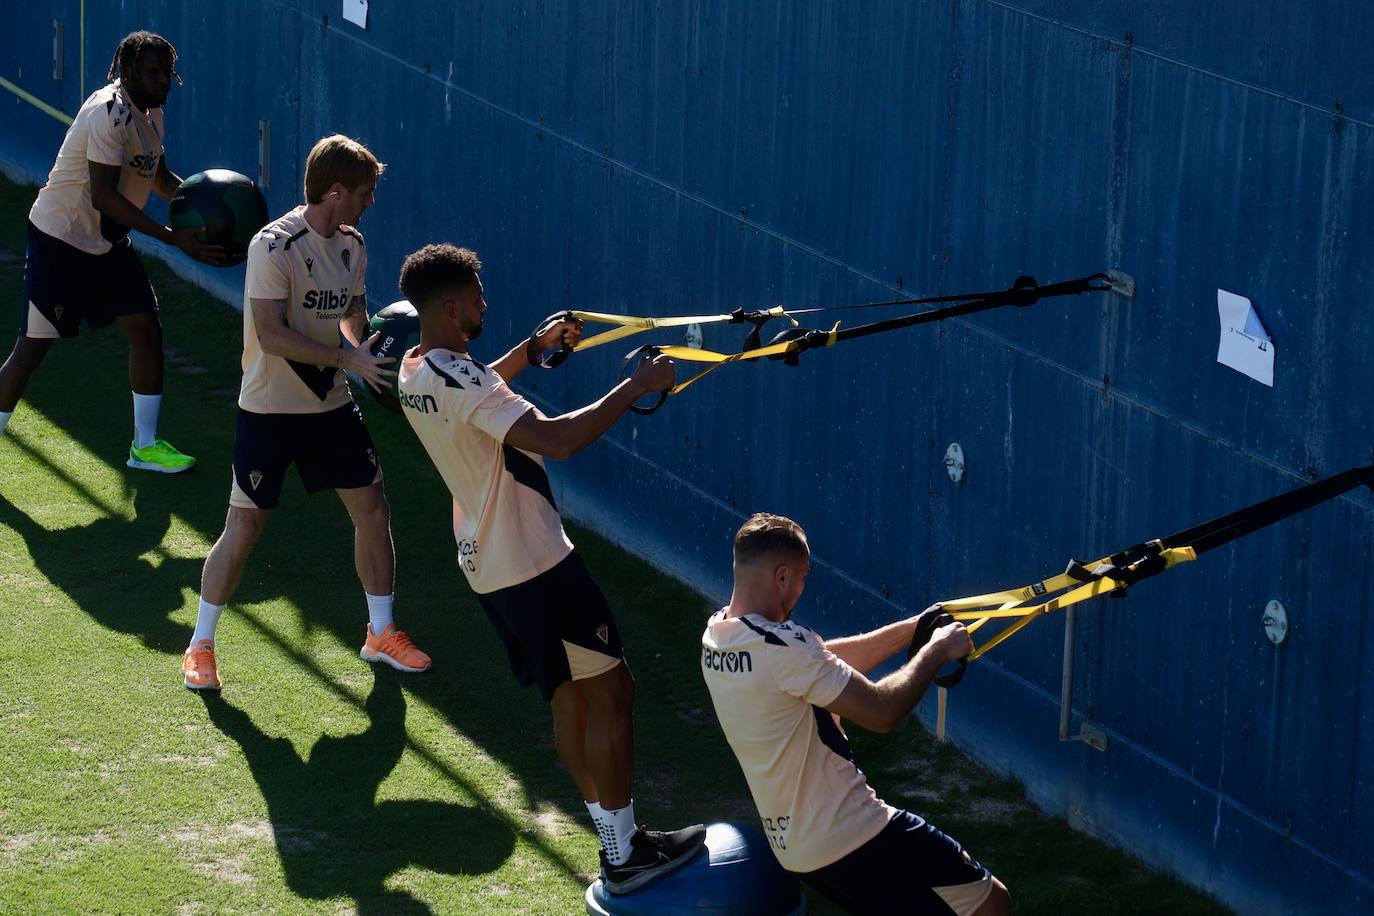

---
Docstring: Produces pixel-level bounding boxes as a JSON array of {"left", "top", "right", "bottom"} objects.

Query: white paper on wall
[
  {"left": 343, "top": 0, "right": 368, "bottom": 29},
  {"left": 1216, "top": 289, "right": 1274, "bottom": 387}
]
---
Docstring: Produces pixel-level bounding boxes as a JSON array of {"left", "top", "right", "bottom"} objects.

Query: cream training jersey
[
  {"left": 239, "top": 208, "right": 367, "bottom": 414},
  {"left": 397, "top": 347, "right": 574, "bottom": 594},
  {"left": 701, "top": 610, "right": 897, "bottom": 873},
  {"left": 28, "top": 81, "right": 164, "bottom": 255}
]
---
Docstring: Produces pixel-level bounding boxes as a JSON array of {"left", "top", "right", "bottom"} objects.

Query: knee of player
[
  {"left": 120, "top": 313, "right": 163, "bottom": 345},
  {"left": 361, "top": 496, "right": 391, "bottom": 532},
  {"left": 351, "top": 488, "right": 391, "bottom": 527},
  {"left": 224, "top": 508, "right": 269, "bottom": 545},
  {"left": 590, "top": 667, "right": 635, "bottom": 715}
]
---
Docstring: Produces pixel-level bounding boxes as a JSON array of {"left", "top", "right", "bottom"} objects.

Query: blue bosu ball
[{"left": 585, "top": 822, "right": 807, "bottom": 915}]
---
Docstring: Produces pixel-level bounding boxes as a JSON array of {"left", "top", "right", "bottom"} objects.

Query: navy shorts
[
  {"left": 476, "top": 551, "right": 625, "bottom": 701},
  {"left": 21, "top": 220, "right": 158, "bottom": 338},
  {"left": 800, "top": 809, "right": 992, "bottom": 915},
  {"left": 229, "top": 401, "right": 381, "bottom": 509}
]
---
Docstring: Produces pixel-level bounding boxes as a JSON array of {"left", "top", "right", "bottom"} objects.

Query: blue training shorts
[{"left": 21, "top": 220, "right": 157, "bottom": 338}]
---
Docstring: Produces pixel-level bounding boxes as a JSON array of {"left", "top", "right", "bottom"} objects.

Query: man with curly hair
[{"left": 392, "top": 243, "right": 705, "bottom": 894}]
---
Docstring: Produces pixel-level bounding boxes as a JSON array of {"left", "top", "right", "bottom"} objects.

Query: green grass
[{"left": 0, "top": 174, "right": 1229, "bottom": 914}]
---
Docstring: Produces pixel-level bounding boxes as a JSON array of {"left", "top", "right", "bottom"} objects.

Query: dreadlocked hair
[{"left": 107, "top": 31, "right": 181, "bottom": 85}]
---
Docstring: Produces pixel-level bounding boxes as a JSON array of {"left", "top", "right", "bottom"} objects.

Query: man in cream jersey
[
  {"left": 393, "top": 242, "right": 705, "bottom": 894},
  {"left": 0, "top": 31, "right": 224, "bottom": 471},
  {"left": 702, "top": 513, "right": 1011, "bottom": 915},
  {"left": 181, "top": 136, "right": 432, "bottom": 692}
]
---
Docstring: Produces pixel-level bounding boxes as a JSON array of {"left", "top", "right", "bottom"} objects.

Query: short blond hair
[
  {"left": 733, "top": 513, "right": 808, "bottom": 566},
  {"left": 303, "top": 135, "right": 384, "bottom": 204}
]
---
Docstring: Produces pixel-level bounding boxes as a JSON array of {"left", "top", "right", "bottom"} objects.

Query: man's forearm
[
  {"left": 154, "top": 163, "right": 182, "bottom": 201},
  {"left": 92, "top": 189, "right": 172, "bottom": 243},
  {"left": 491, "top": 338, "right": 532, "bottom": 381},
  {"left": 543, "top": 379, "right": 645, "bottom": 459},
  {"left": 826, "top": 617, "right": 919, "bottom": 674},
  {"left": 258, "top": 323, "right": 347, "bottom": 369},
  {"left": 872, "top": 644, "right": 950, "bottom": 726},
  {"left": 340, "top": 301, "right": 369, "bottom": 349}
]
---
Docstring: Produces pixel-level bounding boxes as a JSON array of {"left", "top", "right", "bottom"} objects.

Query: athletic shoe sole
[
  {"left": 183, "top": 677, "right": 220, "bottom": 692},
  {"left": 359, "top": 648, "right": 432, "bottom": 673},
  {"left": 127, "top": 457, "right": 196, "bottom": 474},
  {"left": 602, "top": 841, "right": 707, "bottom": 895}
]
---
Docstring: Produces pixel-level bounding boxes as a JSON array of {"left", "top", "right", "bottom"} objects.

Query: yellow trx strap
[
  {"left": 534, "top": 272, "right": 1133, "bottom": 413},
  {"left": 942, "top": 544, "right": 1198, "bottom": 664},
  {"left": 650, "top": 323, "right": 842, "bottom": 395},
  {"left": 912, "top": 464, "right": 1374, "bottom": 689},
  {"left": 925, "top": 543, "right": 1197, "bottom": 738},
  {"left": 565, "top": 306, "right": 794, "bottom": 354}
]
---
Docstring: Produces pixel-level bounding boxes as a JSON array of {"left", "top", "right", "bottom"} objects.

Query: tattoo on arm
[
  {"left": 340, "top": 295, "right": 369, "bottom": 347},
  {"left": 252, "top": 298, "right": 290, "bottom": 344}
]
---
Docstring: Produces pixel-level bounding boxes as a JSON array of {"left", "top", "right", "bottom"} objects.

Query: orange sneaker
[
  {"left": 360, "top": 624, "right": 432, "bottom": 672},
  {"left": 183, "top": 639, "right": 221, "bottom": 690}
]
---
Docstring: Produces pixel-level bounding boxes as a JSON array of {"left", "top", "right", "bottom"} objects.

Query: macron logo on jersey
[
  {"left": 703, "top": 647, "right": 753, "bottom": 673},
  {"left": 398, "top": 390, "right": 438, "bottom": 414}
]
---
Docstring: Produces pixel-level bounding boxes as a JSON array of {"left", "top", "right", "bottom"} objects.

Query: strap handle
[
  {"left": 528, "top": 310, "right": 577, "bottom": 369},
  {"left": 618, "top": 346, "right": 670, "bottom": 415},
  {"left": 906, "top": 607, "right": 969, "bottom": 688}
]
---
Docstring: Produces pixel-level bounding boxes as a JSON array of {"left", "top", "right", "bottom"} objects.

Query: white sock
[
  {"left": 132, "top": 392, "right": 161, "bottom": 448},
  {"left": 366, "top": 592, "right": 394, "bottom": 634},
  {"left": 601, "top": 801, "right": 638, "bottom": 866},
  {"left": 191, "top": 599, "right": 225, "bottom": 646},
  {"left": 0, "top": 410, "right": 12, "bottom": 437},
  {"left": 585, "top": 801, "right": 613, "bottom": 854}
]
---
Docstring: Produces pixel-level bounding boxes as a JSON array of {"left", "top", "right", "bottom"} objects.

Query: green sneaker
[{"left": 127, "top": 438, "right": 197, "bottom": 474}]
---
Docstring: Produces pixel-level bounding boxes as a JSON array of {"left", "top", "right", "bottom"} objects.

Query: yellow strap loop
[
  {"left": 649, "top": 322, "right": 842, "bottom": 395},
  {"left": 567, "top": 306, "right": 794, "bottom": 353},
  {"left": 941, "top": 544, "right": 1198, "bottom": 664}
]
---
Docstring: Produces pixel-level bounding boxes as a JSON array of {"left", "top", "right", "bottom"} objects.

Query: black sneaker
[{"left": 600, "top": 823, "right": 707, "bottom": 895}]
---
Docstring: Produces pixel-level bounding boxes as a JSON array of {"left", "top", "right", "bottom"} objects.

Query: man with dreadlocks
[{"left": 0, "top": 30, "right": 223, "bottom": 471}]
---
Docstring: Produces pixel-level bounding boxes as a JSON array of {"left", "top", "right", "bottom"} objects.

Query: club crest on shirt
[
  {"left": 305, "top": 257, "right": 314, "bottom": 277},
  {"left": 596, "top": 624, "right": 610, "bottom": 645},
  {"left": 341, "top": 249, "right": 351, "bottom": 271}
]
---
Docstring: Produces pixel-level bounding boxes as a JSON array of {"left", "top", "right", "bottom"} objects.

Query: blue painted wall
[{"left": 4, "top": 2, "right": 1371, "bottom": 912}]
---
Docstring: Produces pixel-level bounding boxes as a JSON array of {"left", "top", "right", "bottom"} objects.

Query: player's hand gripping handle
[
  {"left": 618, "top": 346, "right": 673, "bottom": 415},
  {"left": 907, "top": 606, "right": 970, "bottom": 688},
  {"left": 528, "top": 310, "right": 580, "bottom": 368}
]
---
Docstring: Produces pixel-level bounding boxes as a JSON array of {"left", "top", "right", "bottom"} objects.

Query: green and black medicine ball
[
  {"left": 168, "top": 169, "right": 268, "bottom": 266},
  {"left": 367, "top": 300, "right": 421, "bottom": 415}
]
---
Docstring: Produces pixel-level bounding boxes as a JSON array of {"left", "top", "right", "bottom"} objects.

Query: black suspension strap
[{"left": 908, "top": 465, "right": 1374, "bottom": 688}]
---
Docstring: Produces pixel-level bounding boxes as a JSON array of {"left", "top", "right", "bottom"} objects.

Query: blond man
[{"left": 183, "top": 136, "right": 431, "bottom": 690}]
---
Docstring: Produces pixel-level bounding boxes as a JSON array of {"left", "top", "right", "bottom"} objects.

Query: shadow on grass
[
  {"left": 201, "top": 669, "right": 515, "bottom": 914},
  {"left": 0, "top": 476, "right": 199, "bottom": 654}
]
